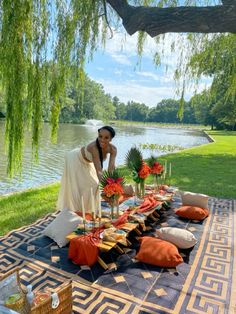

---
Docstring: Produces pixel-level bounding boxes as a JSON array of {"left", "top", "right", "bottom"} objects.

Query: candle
[
  {"left": 169, "top": 162, "right": 172, "bottom": 177},
  {"left": 91, "top": 188, "right": 95, "bottom": 219},
  {"left": 165, "top": 160, "right": 167, "bottom": 175},
  {"left": 98, "top": 191, "right": 101, "bottom": 219},
  {"left": 81, "top": 196, "right": 85, "bottom": 220}
]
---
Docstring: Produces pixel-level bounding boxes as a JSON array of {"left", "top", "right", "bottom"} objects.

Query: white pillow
[
  {"left": 180, "top": 191, "right": 209, "bottom": 209},
  {"left": 156, "top": 227, "right": 197, "bottom": 249},
  {"left": 43, "top": 209, "right": 82, "bottom": 248}
]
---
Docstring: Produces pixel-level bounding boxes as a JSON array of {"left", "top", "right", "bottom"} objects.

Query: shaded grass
[
  {"left": 0, "top": 130, "right": 235, "bottom": 236},
  {"left": 0, "top": 183, "right": 60, "bottom": 236}
]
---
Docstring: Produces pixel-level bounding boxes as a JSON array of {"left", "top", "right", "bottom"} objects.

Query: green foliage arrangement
[
  {"left": 100, "top": 169, "right": 126, "bottom": 193},
  {"left": 139, "top": 143, "right": 183, "bottom": 152},
  {"left": 125, "top": 147, "right": 143, "bottom": 181}
]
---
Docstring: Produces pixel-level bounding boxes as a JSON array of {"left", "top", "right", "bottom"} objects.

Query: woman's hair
[
  {"left": 98, "top": 125, "right": 116, "bottom": 138},
  {"left": 96, "top": 138, "right": 103, "bottom": 169},
  {"left": 96, "top": 126, "right": 116, "bottom": 169}
]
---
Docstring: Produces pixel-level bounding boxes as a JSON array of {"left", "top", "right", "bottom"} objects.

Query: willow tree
[
  {"left": 189, "top": 34, "right": 236, "bottom": 129},
  {"left": 0, "top": 0, "right": 235, "bottom": 176}
]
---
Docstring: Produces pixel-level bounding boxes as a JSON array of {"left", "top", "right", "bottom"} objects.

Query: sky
[{"left": 85, "top": 31, "right": 211, "bottom": 108}]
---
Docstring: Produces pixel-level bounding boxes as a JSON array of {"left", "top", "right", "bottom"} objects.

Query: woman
[{"left": 57, "top": 126, "right": 117, "bottom": 214}]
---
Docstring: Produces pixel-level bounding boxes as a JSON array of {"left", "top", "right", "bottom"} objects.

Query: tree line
[
  {"left": 0, "top": 68, "right": 234, "bottom": 130},
  {"left": 51, "top": 70, "right": 235, "bottom": 130}
]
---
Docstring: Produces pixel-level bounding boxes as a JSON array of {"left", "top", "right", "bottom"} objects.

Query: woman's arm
[
  {"left": 108, "top": 144, "right": 117, "bottom": 172},
  {"left": 91, "top": 145, "right": 103, "bottom": 181}
]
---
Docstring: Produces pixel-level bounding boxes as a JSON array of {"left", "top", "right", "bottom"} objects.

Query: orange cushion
[
  {"left": 135, "top": 236, "right": 183, "bottom": 267},
  {"left": 175, "top": 205, "right": 209, "bottom": 221}
]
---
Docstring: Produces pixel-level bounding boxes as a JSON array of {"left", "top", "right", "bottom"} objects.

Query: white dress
[{"left": 57, "top": 147, "right": 100, "bottom": 213}]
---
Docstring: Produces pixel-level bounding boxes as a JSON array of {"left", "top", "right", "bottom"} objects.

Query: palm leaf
[
  {"left": 100, "top": 169, "right": 126, "bottom": 191},
  {"left": 100, "top": 170, "right": 111, "bottom": 190},
  {"left": 125, "top": 147, "right": 143, "bottom": 172}
]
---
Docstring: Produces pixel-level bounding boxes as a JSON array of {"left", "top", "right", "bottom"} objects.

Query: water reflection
[{"left": 0, "top": 121, "right": 209, "bottom": 195}]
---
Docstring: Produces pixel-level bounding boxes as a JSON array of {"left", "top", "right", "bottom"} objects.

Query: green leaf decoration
[
  {"left": 147, "top": 155, "right": 158, "bottom": 168},
  {"left": 131, "top": 170, "right": 141, "bottom": 183},
  {"left": 100, "top": 169, "right": 125, "bottom": 192},
  {"left": 125, "top": 147, "right": 143, "bottom": 172}
]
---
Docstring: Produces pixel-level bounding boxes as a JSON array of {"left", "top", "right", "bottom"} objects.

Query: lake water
[{"left": 0, "top": 121, "right": 209, "bottom": 195}]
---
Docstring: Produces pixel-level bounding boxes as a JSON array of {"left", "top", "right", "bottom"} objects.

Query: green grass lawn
[
  {"left": 0, "top": 130, "right": 235, "bottom": 236},
  {"left": 158, "top": 130, "right": 236, "bottom": 198}
]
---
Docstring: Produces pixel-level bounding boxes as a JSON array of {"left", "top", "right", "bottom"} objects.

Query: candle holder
[
  {"left": 83, "top": 219, "right": 86, "bottom": 235},
  {"left": 115, "top": 198, "right": 119, "bottom": 219},
  {"left": 153, "top": 174, "right": 159, "bottom": 193},
  {"left": 110, "top": 201, "right": 114, "bottom": 220},
  {"left": 165, "top": 171, "right": 171, "bottom": 186}
]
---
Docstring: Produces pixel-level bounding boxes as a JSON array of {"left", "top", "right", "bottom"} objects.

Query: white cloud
[
  {"left": 105, "top": 31, "right": 184, "bottom": 63},
  {"left": 97, "top": 67, "right": 104, "bottom": 71},
  {"left": 136, "top": 71, "right": 160, "bottom": 81},
  {"left": 105, "top": 32, "right": 140, "bottom": 56},
  {"left": 136, "top": 70, "right": 174, "bottom": 83},
  {"left": 89, "top": 73, "right": 212, "bottom": 107},
  {"left": 87, "top": 31, "right": 212, "bottom": 107},
  {"left": 110, "top": 53, "right": 132, "bottom": 65},
  {"left": 114, "top": 69, "right": 123, "bottom": 75},
  {"left": 96, "top": 78, "right": 176, "bottom": 107},
  {"left": 184, "top": 80, "right": 212, "bottom": 99}
]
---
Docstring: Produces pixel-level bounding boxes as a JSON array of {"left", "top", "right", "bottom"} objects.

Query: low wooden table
[
  {"left": 67, "top": 191, "right": 174, "bottom": 270},
  {"left": 66, "top": 222, "right": 140, "bottom": 270}
]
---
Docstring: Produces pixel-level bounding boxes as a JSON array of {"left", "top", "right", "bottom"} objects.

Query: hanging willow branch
[
  {"left": 1, "top": 0, "right": 32, "bottom": 176},
  {"left": 0, "top": 0, "right": 106, "bottom": 176},
  {"left": 0, "top": 0, "right": 235, "bottom": 176}
]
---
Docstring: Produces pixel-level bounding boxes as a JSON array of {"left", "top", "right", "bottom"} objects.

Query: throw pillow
[
  {"left": 175, "top": 205, "right": 209, "bottom": 221},
  {"left": 156, "top": 227, "right": 197, "bottom": 249},
  {"left": 43, "top": 208, "right": 83, "bottom": 248},
  {"left": 135, "top": 236, "right": 183, "bottom": 267},
  {"left": 180, "top": 191, "right": 209, "bottom": 209}
]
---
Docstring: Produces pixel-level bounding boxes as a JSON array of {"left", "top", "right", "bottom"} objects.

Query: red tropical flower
[
  {"left": 138, "top": 161, "right": 151, "bottom": 179},
  {"left": 103, "top": 183, "right": 124, "bottom": 198},
  {"left": 151, "top": 162, "right": 164, "bottom": 175}
]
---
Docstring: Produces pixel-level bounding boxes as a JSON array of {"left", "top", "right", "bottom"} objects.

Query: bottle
[{"left": 26, "top": 285, "right": 34, "bottom": 306}]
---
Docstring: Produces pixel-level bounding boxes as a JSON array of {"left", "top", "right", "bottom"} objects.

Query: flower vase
[
  {"left": 114, "top": 196, "right": 119, "bottom": 219},
  {"left": 135, "top": 182, "right": 140, "bottom": 198},
  {"left": 135, "top": 181, "right": 145, "bottom": 199},
  {"left": 110, "top": 198, "right": 114, "bottom": 220},
  {"left": 154, "top": 175, "right": 159, "bottom": 193},
  {"left": 140, "top": 180, "right": 145, "bottom": 198},
  {"left": 110, "top": 197, "right": 119, "bottom": 220}
]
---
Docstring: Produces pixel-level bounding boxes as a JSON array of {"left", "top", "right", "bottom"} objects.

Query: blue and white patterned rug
[{"left": 0, "top": 196, "right": 235, "bottom": 313}]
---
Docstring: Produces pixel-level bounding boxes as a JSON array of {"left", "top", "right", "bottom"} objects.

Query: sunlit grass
[{"left": 154, "top": 130, "right": 236, "bottom": 198}]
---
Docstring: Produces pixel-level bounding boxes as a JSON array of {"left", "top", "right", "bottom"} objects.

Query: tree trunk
[{"left": 106, "top": 0, "right": 236, "bottom": 36}]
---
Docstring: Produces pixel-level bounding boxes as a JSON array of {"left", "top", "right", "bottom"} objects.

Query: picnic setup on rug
[{"left": 0, "top": 147, "right": 235, "bottom": 313}]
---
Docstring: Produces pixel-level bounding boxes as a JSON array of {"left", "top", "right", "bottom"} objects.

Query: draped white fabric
[{"left": 57, "top": 148, "right": 100, "bottom": 213}]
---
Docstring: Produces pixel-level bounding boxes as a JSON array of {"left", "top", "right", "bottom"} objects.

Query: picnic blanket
[{"left": 0, "top": 196, "right": 235, "bottom": 313}]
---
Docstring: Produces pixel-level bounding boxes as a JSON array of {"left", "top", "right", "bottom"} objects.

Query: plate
[{"left": 119, "top": 203, "right": 129, "bottom": 211}]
